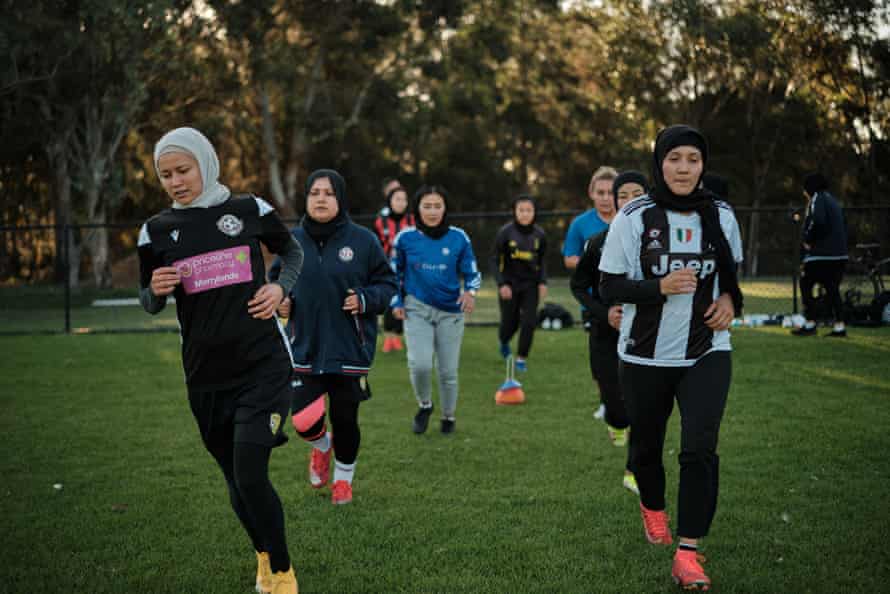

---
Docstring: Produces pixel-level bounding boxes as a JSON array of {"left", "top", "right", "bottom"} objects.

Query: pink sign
[{"left": 173, "top": 246, "right": 253, "bottom": 295}]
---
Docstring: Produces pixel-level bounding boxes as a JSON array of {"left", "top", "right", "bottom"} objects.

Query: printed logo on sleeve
[{"left": 173, "top": 246, "right": 253, "bottom": 294}]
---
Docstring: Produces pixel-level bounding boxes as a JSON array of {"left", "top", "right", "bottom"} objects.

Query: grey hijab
[{"left": 153, "top": 127, "right": 230, "bottom": 209}]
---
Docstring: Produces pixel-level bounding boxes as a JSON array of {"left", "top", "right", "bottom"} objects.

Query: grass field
[
  {"left": 0, "top": 276, "right": 798, "bottom": 334},
  {"left": 2, "top": 325, "right": 889, "bottom": 593}
]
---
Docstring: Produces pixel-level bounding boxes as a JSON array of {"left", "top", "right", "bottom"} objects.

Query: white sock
[
  {"left": 334, "top": 460, "right": 356, "bottom": 484},
  {"left": 311, "top": 431, "right": 331, "bottom": 453},
  {"left": 804, "top": 320, "right": 816, "bottom": 329},
  {"left": 833, "top": 322, "right": 845, "bottom": 331}
]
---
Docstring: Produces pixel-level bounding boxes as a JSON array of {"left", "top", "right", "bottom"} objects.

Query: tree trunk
[
  {"left": 45, "top": 134, "right": 81, "bottom": 288},
  {"left": 745, "top": 205, "right": 760, "bottom": 277},
  {"left": 260, "top": 87, "right": 289, "bottom": 213}
]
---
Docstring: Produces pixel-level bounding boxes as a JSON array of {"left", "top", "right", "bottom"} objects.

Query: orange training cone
[{"left": 495, "top": 355, "right": 526, "bottom": 405}]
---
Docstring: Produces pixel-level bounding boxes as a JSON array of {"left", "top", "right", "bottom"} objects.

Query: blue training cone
[{"left": 495, "top": 355, "right": 526, "bottom": 405}]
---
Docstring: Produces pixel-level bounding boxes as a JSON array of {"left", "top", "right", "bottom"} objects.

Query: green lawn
[
  {"left": 1, "top": 326, "right": 889, "bottom": 592},
  {"left": 0, "top": 276, "right": 797, "bottom": 334}
]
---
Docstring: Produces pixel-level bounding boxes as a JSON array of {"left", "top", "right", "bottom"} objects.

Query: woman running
[
  {"left": 491, "top": 194, "right": 547, "bottom": 372},
  {"left": 274, "top": 169, "right": 397, "bottom": 505},
  {"left": 138, "top": 127, "right": 302, "bottom": 593},
  {"left": 373, "top": 184, "right": 415, "bottom": 352},
  {"left": 599, "top": 125, "right": 743, "bottom": 590},
  {"left": 391, "top": 186, "right": 481, "bottom": 434},
  {"left": 570, "top": 171, "right": 648, "bottom": 494}
]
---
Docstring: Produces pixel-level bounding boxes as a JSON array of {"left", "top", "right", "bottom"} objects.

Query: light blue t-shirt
[{"left": 562, "top": 209, "right": 607, "bottom": 258}]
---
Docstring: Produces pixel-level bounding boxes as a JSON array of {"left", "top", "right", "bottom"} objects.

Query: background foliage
[{"left": 2, "top": 0, "right": 889, "bottom": 285}]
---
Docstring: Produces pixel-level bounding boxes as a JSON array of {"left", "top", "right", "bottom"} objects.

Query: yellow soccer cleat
[
  {"left": 261, "top": 566, "right": 299, "bottom": 594},
  {"left": 607, "top": 425, "right": 627, "bottom": 447},
  {"left": 255, "top": 551, "right": 271, "bottom": 593}
]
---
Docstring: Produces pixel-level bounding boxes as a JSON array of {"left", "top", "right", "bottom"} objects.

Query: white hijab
[{"left": 153, "top": 127, "right": 231, "bottom": 209}]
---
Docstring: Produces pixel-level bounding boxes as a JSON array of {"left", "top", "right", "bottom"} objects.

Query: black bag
[{"left": 537, "top": 302, "right": 574, "bottom": 330}]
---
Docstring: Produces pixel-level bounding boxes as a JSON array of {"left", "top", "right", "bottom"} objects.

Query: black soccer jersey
[
  {"left": 490, "top": 222, "right": 547, "bottom": 291},
  {"left": 138, "top": 196, "right": 294, "bottom": 390},
  {"left": 599, "top": 198, "right": 743, "bottom": 367}
]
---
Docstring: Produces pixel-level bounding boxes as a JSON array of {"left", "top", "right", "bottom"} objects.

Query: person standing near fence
[
  {"left": 570, "top": 170, "right": 648, "bottom": 495},
  {"left": 272, "top": 169, "right": 397, "bottom": 506},
  {"left": 600, "top": 124, "right": 744, "bottom": 591},
  {"left": 373, "top": 184, "right": 415, "bottom": 352},
  {"left": 137, "top": 127, "right": 302, "bottom": 594},
  {"left": 491, "top": 194, "right": 547, "bottom": 372},
  {"left": 792, "top": 172, "right": 848, "bottom": 337},
  {"left": 392, "top": 186, "right": 481, "bottom": 435}
]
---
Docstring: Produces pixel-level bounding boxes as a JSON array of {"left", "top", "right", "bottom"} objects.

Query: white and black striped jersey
[
  {"left": 137, "top": 196, "right": 294, "bottom": 390},
  {"left": 599, "top": 197, "right": 743, "bottom": 367}
]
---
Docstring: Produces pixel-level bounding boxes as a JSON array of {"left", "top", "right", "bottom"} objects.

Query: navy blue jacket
[
  {"left": 802, "top": 191, "right": 848, "bottom": 262},
  {"left": 270, "top": 219, "right": 397, "bottom": 376}
]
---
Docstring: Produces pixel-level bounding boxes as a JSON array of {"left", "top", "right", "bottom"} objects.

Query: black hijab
[
  {"left": 803, "top": 172, "right": 829, "bottom": 196},
  {"left": 611, "top": 170, "right": 649, "bottom": 212},
  {"left": 651, "top": 125, "right": 743, "bottom": 315},
  {"left": 385, "top": 186, "right": 409, "bottom": 224},
  {"left": 702, "top": 172, "right": 729, "bottom": 201},
  {"left": 413, "top": 185, "right": 450, "bottom": 239},
  {"left": 302, "top": 169, "right": 349, "bottom": 244},
  {"left": 512, "top": 194, "right": 537, "bottom": 234}
]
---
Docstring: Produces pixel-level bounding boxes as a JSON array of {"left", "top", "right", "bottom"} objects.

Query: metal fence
[{"left": 1, "top": 207, "right": 888, "bottom": 335}]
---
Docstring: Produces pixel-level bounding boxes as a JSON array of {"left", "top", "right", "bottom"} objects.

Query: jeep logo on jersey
[
  {"left": 216, "top": 214, "right": 244, "bottom": 237},
  {"left": 651, "top": 254, "right": 716, "bottom": 278},
  {"left": 339, "top": 246, "right": 354, "bottom": 262}
]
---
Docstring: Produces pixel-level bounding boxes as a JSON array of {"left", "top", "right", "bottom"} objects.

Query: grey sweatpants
[{"left": 403, "top": 295, "right": 465, "bottom": 418}]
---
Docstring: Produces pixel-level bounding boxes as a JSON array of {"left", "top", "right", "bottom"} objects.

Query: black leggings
[
  {"left": 589, "top": 332, "right": 631, "bottom": 471},
  {"left": 329, "top": 398, "right": 361, "bottom": 464},
  {"left": 620, "top": 351, "right": 731, "bottom": 539},
  {"left": 207, "top": 440, "right": 291, "bottom": 572},
  {"left": 383, "top": 307, "right": 404, "bottom": 334},
  {"left": 498, "top": 286, "right": 539, "bottom": 358},
  {"left": 588, "top": 331, "right": 628, "bottom": 427},
  {"left": 801, "top": 260, "right": 846, "bottom": 322}
]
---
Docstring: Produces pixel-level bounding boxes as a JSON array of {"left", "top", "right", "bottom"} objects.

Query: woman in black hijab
[
  {"left": 599, "top": 125, "right": 744, "bottom": 591},
  {"left": 272, "top": 169, "right": 397, "bottom": 506},
  {"left": 490, "top": 194, "right": 548, "bottom": 372}
]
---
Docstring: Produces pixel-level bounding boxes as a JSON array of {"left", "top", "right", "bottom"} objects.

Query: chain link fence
[{"left": 2, "top": 207, "right": 888, "bottom": 335}]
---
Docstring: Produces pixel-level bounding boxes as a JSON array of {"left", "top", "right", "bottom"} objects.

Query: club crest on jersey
[
  {"left": 651, "top": 254, "right": 716, "bottom": 278},
  {"left": 646, "top": 239, "right": 663, "bottom": 251},
  {"left": 442, "top": 247, "right": 450, "bottom": 256},
  {"left": 269, "top": 413, "right": 281, "bottom": 434},
  {"left": 216, "top": 214, "right": 244, "bottom": 237},
  {"left": 675, "top": 228, "right": 694, "bottom": 243},
  {"left": 339, "top": 246, "right": 354, "bottom": 262},
  {"left": 170, "top": 229, "right": 180, "bottom": 242}
]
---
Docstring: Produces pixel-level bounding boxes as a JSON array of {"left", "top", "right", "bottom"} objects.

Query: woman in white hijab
[{"left": 138, "top": 127, "right": 303, "bottom": 594}]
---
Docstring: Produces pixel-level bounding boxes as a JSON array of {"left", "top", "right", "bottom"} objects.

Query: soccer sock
[
  {"left": 833, "top": 322, "right": 845, "bottom": 331},
  {"left": 676, "top": 542, "right": 698, "bottom": 557},
  {"left": 804, "top": 320, "right": 816, "bottom": 329},
  {"left": 310, "top": 431, "right": 331, "bottom": 453},
  {"left": 333, "top": 459, "right": 356, "bottom": 484}
]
